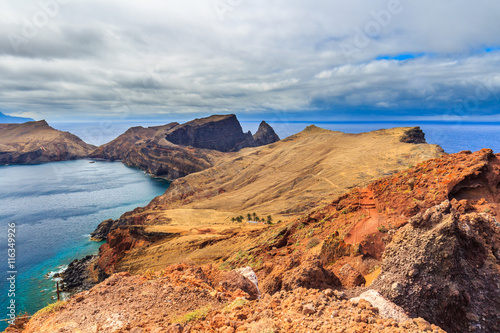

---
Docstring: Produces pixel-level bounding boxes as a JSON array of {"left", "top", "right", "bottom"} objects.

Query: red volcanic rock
[
  {"left": 338, "top": 263, "right": 366, "bottom": 288},
  {"left": 369, "top": 149, "right": 500, "bottom": 226},
  {"left": 219, "top": 271, "right": 259, "bottom": 300},
  {"left": 373, "top": 201, "right": 500, "bottom": 333},
  {"left": 259, "top": 255, "right": 341, "bottom": 295},
  {"left": 21, "top": 263, "right": 446, "bottom": 333}
]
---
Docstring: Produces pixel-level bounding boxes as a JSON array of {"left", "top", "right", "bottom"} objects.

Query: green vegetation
[
  {"left": 33, "top": 301, "right": 67, "bottom": 318},
  {"left": 223, "top": 298, "right": 248, "bottom": 313},
  {"left": 377, "top": 225, "right": 388, "bottom": 233},
  {"left": 231, "top": 212, "right": 275, "bottom": 224},
  {"left": 173, "top": 305, "right": 212, "bottom": 324}
]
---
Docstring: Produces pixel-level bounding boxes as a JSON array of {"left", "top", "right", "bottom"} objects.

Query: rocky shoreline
[{"left": 60, "top": 255, "right": 100, "bottom": 294}]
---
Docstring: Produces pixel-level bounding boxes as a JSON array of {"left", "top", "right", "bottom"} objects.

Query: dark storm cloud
[{"left": 0, "top": 0, "right": 499, "bottom": 120}]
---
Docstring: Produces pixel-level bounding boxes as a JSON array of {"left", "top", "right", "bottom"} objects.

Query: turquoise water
[{"left": 0, "top": 160, "right": 169, "bottom": 329}]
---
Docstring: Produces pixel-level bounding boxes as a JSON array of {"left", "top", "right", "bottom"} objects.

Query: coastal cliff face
[
  {"left": 164, "top": 114, "right": 258, "bottom": 152},
  {"left": 121, "top": 141, "right": 222, "bottom": 179},
  {"left": 0, "top": 120, "right": 95, "bottom": 165},
  {"left": 88, "top": 114, "right": 280, "bottom": 178}
]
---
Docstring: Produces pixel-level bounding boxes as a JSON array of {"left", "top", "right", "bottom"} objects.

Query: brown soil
[{"left": 19, "top": 264, "right": 445, "bottom": 333}]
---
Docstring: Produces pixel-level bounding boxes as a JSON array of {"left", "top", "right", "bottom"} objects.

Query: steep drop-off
[
  {"left": 0, "top": 120, "right": 95, "bottom": 165},
  {"left": 88, "top": 114, "right": 280, "bottom": 179}
]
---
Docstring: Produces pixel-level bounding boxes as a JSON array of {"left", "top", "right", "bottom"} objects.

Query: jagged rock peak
[
  {"left": 164, "top": 114, "right": 277, "bottom": 152},
  {"left": 253, "top": 121, "right": 280, "bottom": 146}
]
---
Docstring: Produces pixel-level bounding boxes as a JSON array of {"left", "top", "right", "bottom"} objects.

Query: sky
[{"left": 1, "top": 0, "right": 500, "bottom": 122}]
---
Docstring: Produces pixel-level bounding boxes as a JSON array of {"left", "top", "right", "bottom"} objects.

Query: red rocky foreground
[{"left": 14, "top": 264, "right": 443, "bottom": 333}]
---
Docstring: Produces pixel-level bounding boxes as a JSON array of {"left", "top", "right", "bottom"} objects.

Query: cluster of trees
[{"left": 231, "top": 212, "right": 274, "bottom": 224}]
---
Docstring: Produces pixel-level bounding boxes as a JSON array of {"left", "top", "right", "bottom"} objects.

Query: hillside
[
  {"left": 0, "top": 120, "right": 95, "bottom": 164},
  {"left": 87, "top": 126, "right": 444, "bottom": 279},
  {"left": 18, "top": 266, "right": 445, "bottom": 333},
  {"left": 218, "top": 148, "right": 500, "bottom": 333}
]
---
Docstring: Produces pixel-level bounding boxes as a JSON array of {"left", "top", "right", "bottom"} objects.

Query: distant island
[{"left": 0, "top": 111, "right": 34, "bottom": 124}]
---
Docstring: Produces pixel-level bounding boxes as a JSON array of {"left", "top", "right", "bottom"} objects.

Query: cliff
[
  {"left": 89, "top": 125, "right": 174, "bottom": 160},
  {"left": 164, "top": 114, "right": 257, "bottom": 152},
  {"left": 0, "top": 120, "right": 95, "bottom": 165}
]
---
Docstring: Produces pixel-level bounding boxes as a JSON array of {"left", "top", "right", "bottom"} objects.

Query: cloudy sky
[{"left": 1, "top": 0, "right": 500, "bottom": 122}]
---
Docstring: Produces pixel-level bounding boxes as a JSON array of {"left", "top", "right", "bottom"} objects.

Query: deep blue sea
[
  {"left": 0, "top": 120, "right": 499, "bottom": 329},
  {"left": 0, "top": 160, "right": 169, "bottom": 329}
]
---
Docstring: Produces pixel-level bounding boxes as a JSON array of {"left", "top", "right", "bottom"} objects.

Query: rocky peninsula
[{"left": 0, "top": 120, "right": 95, "bottom": 165}]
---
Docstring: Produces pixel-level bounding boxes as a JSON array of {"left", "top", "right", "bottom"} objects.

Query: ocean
[
  {"left": 0, "top": 120, "right": 499, "bottom": 329},
  {"left": 0, "top": 160, "right": 169, "bottom": 330}
]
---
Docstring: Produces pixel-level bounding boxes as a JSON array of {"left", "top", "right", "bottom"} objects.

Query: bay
[{"left": 0, "top": 160, "right": 169, "bottom": 329}]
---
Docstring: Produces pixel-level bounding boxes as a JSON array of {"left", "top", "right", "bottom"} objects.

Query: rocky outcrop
[
  {"left": 90, "top": 219, "right": 116, "bottom": 241},
  {"left": 259, "top": 255, "right": 341, "bottom": 295},
  {"left": 373, "top": 201, "right": 500, "bottom": 333},
  {"left": 399, "top": 126, "right": 426, "bottom": 144},
  {"left": 219, "top": 271, "right": 259, "bottom": 300},
  {"left": 252, "top": 120, "right": 280, "bottom": 146},
  {"left": 61, "top": 255, "right": 99, "bottom": 293},
  {"left": 164, "top": 114, "right": 260, "bottom": 152},
  {"left": 0, "top": 120, "right": 95, "bottom": 165}
]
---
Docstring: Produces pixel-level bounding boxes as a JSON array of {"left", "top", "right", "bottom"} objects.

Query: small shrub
[
  {"left": 223, "top": 298, "right": 248, "bottom": 313},
  {"left": 306, "top": 237, "right": 320, "bottom": 249},
  {"left": 377, "top": 225, "right": 388, "bottom": 233},
  {"left": 174, "top": 306, "right": 211, "bottom": 324}
]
